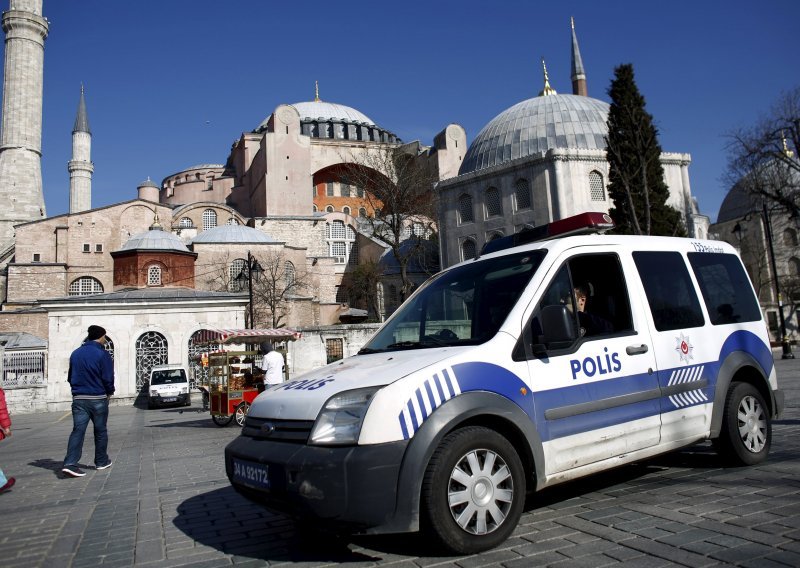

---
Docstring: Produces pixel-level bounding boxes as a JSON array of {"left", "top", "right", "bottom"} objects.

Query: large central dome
[
  {"left": 291, "top": 101, "right": 376, "bottom": 125},
  {"left": 459, "top": 94, "right": 610, "bottom": 175}
]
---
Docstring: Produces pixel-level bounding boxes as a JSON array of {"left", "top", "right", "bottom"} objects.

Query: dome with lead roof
[
  {"left": 190, "top": 225, "right": 276, "bottom": 244},
  {"left": 118, "top": 229, "right": 190, "bottom": 253},
  {"left": 459, "top": 94, "right": 610, "bottom": 175}
]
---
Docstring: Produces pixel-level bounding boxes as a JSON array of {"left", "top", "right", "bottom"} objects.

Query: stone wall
[
  {"left": 287, "top": 323, "right": 381, "bottom": 377},
  {"left": 0, "top": 310, "right": 48, "bottom": 338}
]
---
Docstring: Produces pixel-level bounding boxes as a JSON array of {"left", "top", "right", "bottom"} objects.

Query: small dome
[
  {"left": 191, "top": 225, "right": 276, "bottom": 244},
  {"left": 138, "top": 177, "right": 159, "bottom": 188},
  {"left": 119, "top": 230, "right": 190, "bottom": 253},
  {"left": 459, "top": 94, "right": 610, "bottom": 175}
]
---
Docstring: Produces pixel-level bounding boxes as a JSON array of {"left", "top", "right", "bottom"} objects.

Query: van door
[
  {"left": 631, "top": 251, "right": 725, "bottom": 446},
  {"left": 523, "top": 250, "right": 661, "bottom": 476}
]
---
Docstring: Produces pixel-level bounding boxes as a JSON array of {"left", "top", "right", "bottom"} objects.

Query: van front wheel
[
  {"left": 714, "top": 381, "right": 771, "bottom": 465},
  {"left": 422, "top": 426, "right": 525, "bottom": 554}
]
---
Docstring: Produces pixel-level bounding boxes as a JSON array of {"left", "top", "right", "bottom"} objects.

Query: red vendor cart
[{"left": 195, "top": 328, "right": 300, "bottom": 427}]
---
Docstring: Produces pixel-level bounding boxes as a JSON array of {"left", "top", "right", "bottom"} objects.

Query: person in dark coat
[{"left": 62, "top": 325, "right": 115, "bottom": 478}]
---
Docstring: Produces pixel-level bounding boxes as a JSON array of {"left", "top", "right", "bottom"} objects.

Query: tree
[
  {"left": 339, "top": 260, "right": 382, "bottom": 320},
  {"left": 605, "top": 64, "right": 685, "bottom": 236},
  {"left": 340, "top": 142, "right": 440, "bottom": 300},
  {"left": 724, "top": 87, "right": 800, "bottom": 216},
  {"left": 250, "top": 250, "right": 309, "bottom": 328}
]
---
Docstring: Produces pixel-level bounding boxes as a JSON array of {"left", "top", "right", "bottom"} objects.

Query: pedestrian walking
[
  {"left": 62, "top": 325, "right": 115, "bottom": 478},
  {"left": 260, "top": 342, "right": 285, "bottom": 386},
  {"left": 0, "top": 385, "right": 15, "bottom": 493}
]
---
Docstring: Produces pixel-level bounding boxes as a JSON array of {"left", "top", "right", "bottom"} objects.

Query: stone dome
[
  {"left": 190, "top": 225, "right": 276, "bottom": 244},
  {"left": 291, "top": 101, "right": 376, "bottom": 126},
  {"left": 459, "top": 94, "right": 610, "bottom": 175},
  {"left": 119, "top": 229, "right": 191, "bottom": 252}
]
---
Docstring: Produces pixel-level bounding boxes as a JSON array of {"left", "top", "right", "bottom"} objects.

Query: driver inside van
[{"left": 571, "top": 284, "right": 613, "bottom": 337}]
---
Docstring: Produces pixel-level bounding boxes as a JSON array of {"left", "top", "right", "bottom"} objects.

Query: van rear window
[{"left": 688, "top": 252, "right": 762, "bottom": 325}]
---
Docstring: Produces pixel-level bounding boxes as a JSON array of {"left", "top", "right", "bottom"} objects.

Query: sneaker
[
  {"left": 96, "top": 462, "right": 112, "bottom": 470},
  {"left": 0, "top": 477, "right": 15, "bottom": 493},
  {"left": 62, "top": 465, "right": 86, "bottom": 478}
]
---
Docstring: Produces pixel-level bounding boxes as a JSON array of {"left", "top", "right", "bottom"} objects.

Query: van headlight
[{"left": 309, "top": 387, "right": 382, "bottom": 445}]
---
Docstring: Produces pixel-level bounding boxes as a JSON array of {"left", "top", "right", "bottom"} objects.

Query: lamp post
[
  {"left": 235, "top": 251, "right": 263, "bottom": 329},
  {"left": 760, "top": 203, "right": 795, "bottom": 359}
]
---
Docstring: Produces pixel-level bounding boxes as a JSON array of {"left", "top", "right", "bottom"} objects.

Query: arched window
[
  {"left": 515, "top": 179, "right": 531, "bottom": 210},
  {"left": 462, "top": 239, "right": 477, "bottom": 261},
  {"left": 229, "top": 258, "right": 246, "bottom": 292},
  {"left": 326, "top": 205, "right": 334, "bottom": 213},
  {"left": 790, "top": 257, "right": 800, "bottom": 276},
  {"left": 485, "top": 187, "right": 502, "bottom": 218},
  {"left": 359, "top": 207, "right": 367, "bottom": 218},
  {"left": 135, "top": 331, "right": 168, "bottom": 390},
  {"left": 488, "top": 232, "right": 503, "bottom": 242},
  {"left": 589, "top": 171, "right": 605, "bottom": 201},
  {"left": 147, "top": 265, "right": 162, "bottom": 286},
  {"left": 179, "top": 217, "right": 193, "bottom": 228},
  {"left": 202, "top": 209, "right": 217, "bottom": 230},
  {"left": 285, "top": 261, "right": 296, "bottom": 290},
  {"left": 458, "top": 194, "right": 474, "bottom": 224},
  {"left": 342, "top": 206, "right": 351, "bottom": 215},
  {"left": 103, "top": 335, "right": 115, "bottom": 360},
  {"left": 69, "top": 276, "right": 104, "bottom": 296},
  {"left": 388, "top": 284, "right": 399, "bottom": 308},
  {"left": 226, "top": 218, "right": 239, "bottom": 225},
  {"left": 330, "top": 221, "right": 346, "bottom": 239},
  {"left": 188, "top": 329, "right": 220, "bottom": 390},
  {"left": 784, "top": 228, "right": 798, "bottom": 247},
  {"left": 313, "top": 205, "right": 318, "bottom": 212}
]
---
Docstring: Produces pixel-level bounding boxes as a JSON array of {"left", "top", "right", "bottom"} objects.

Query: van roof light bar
[{"left": 479, "top": 212, "right": 615, "bottom": 257}]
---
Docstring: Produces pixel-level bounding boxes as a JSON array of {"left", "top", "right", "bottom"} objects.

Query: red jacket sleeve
[{"left": 0, "top": 387, "right": 11, "bottom": 430}]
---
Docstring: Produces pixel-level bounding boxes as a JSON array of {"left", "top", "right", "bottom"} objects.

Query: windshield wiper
[
  {"left": 357, "top": 347, "right": 380, "bottom": 355},
  {"left": 385, "top": 341, "right": 425, "bottom": 350}
]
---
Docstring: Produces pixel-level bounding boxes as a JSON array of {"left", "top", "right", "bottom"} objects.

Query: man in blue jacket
[{"left": 62, "top": 325, "right": 115, "bottom": 478}]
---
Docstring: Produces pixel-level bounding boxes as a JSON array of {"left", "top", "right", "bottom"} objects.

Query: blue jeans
[{"left": 63, "top": 398, "right": 110, "bottom": 467}]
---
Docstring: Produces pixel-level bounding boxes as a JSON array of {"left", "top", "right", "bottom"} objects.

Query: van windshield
[
  {"left": 150, "top": 369, "right": 187, "bottom": 385},
  {"left": 360, "top": 250, "right": 544, "bottom": 353}
]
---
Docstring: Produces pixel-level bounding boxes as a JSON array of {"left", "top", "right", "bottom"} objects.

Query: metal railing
[{"left": 1, "top": 349, "right": 47, "bottom": 388}]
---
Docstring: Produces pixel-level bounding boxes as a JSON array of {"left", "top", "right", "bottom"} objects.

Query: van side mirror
[{"left": 532, "top": 304, "right": 578, "bottom": 355}]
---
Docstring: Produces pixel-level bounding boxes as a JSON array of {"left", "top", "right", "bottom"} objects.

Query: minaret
[
  {"left": 0, "top": 0, "right": 49, "bottom": 247},
  {"left": 570, "top": 17, "right": 587, "bottom": 96},
  {"left": 69, "top": 85, "right": 93, "bottom": 213}
]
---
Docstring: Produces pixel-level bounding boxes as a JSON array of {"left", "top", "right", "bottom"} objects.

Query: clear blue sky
[{"left": 8, "top": 0, "right": 799, "bottom": 222}]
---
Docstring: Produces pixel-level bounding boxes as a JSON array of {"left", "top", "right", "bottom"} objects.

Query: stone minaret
[
  {"left": 69, "top": 85, "right": 93, "bottom": 213},
  {"left": 0, "top": 0, "right": 48, "bottom": 248},
  {"left": 570, "top": 17, "right": 587, "bottom": 97}
]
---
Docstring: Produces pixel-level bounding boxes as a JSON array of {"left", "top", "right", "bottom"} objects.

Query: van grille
[{"left": 242, "top": 416, "right": 314, "bottom": 443}]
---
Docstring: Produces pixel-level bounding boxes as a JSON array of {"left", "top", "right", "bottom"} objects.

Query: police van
[{"left": 225, "top": 212, "right": 783, "bottom": 554}]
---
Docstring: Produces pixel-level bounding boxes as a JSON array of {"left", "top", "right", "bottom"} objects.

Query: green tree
[{"left": 605, "top": 64, "right": 685, "bottom": 236}]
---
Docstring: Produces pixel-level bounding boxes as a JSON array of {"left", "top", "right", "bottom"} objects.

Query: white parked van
[
  {"left": 147, "top": 364, "right": 190, "bottom": 409},
  {"left": 225, "top": 213, "right": 783, "bottom": 554}
]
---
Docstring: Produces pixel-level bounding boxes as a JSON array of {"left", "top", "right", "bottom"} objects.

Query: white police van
[{"left": 225, "top": 213, "right": 783, "bottom": 554}]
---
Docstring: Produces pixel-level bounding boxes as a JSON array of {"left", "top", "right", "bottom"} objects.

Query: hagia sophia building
[{"left": 0, "top": 0, "right": 707, "bottom": 412}]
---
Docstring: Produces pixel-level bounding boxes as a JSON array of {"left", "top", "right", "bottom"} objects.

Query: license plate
[
  {"left": 163, "top": 397, "right": 177, "bottom": 402},
  {"left": 232, "top": 458, "right": 270, "bottom": 489}
]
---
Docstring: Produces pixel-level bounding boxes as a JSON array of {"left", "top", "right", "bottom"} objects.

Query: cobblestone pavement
[{"left": 0, "top": 356, "right": 799, "bottom": 567}]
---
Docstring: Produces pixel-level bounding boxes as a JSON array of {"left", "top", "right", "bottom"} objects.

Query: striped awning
[{"left": 195, "top": 328, "right": 301, "bottom": 346}]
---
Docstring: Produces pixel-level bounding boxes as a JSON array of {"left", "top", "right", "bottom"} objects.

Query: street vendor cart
[{"left": 195, "top": 328, "right": 300, "bottom": 427}]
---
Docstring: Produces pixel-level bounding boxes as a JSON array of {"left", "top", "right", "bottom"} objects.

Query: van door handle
[{"left": 626, "top": 344, "right": 649, "bottom": 355}]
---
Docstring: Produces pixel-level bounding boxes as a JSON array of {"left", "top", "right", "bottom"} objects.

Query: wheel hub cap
[{"left": 447, "top": 449, "right": 514, "bottom": 535}]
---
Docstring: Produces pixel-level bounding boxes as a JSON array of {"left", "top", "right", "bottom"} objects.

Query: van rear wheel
[
  {"left": 714, "top": 381, "right": 771, "bottom": 465},
  {"left": 422, "top": 426, "right": 525, "bottom": 554}
]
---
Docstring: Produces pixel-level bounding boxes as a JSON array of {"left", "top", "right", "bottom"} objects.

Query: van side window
[
  {"left": 687, "top": 253, "right": 762, "bottom": 325},
  {"left": 633, "top": 251, "right": 705, "bottom": 331},
  {"left": 526, "top": 253, "right": 632, "bottom": 355}
]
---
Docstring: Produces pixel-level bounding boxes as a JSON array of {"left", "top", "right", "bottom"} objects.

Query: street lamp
[
  {"left": 235, "top": 251, "right": 263, "bottom": 329},
  {"left": 734, "top": 205, "right": 795, "bottom": 359}
]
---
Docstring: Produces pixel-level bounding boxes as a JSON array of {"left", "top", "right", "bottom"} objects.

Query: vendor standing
[{"left": 260, "top": 342, "right": 285, "bottom": 386}]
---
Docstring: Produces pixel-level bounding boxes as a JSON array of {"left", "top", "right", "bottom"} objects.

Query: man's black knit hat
[{"left": 86, "top": 325, "right": 106, "bottom": 342}]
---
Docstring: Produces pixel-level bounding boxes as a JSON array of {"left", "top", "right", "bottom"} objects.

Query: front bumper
[
  {"left": 224, "top": 435, "right": 408, "bottom": 532},
  {"left": 149, "top": 393, "right": 189, "bottom": 406}
]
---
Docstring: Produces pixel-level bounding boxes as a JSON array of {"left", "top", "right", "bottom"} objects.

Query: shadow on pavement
[
  {"left": 145, "top": 417, "right": 223, "bottom": 429},
  {"left": 28, "top": 458, "right": 88, "bottom": 478},
  {"left": 173, "top": 486, "right": 428, "bottom": 561}
]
